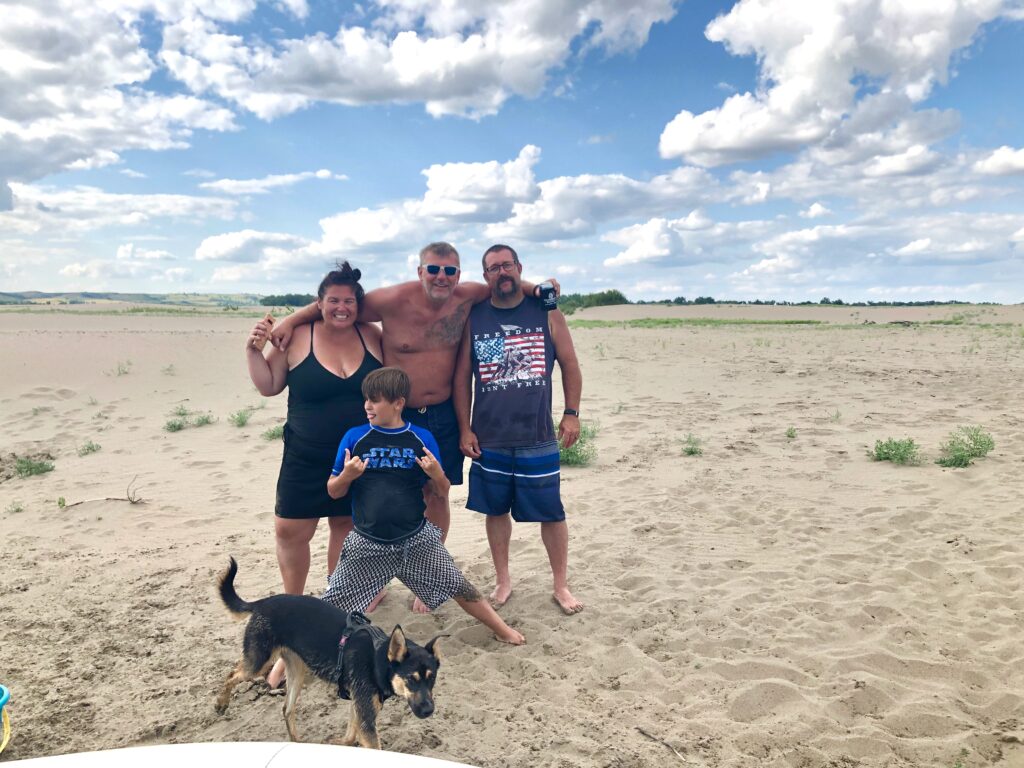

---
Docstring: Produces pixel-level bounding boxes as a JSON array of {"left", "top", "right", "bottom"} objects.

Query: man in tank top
[{"left": 453, "top": 245, "right": 584, "bottom": 616}]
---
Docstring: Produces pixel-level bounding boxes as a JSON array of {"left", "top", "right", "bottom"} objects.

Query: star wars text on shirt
[{"left": 359, "top": 447, "right": 418, "bottom": 469}]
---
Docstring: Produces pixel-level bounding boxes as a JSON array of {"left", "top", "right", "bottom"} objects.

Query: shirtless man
[{"left": 272, "top": 242, "right": 555, "bottom": 612}]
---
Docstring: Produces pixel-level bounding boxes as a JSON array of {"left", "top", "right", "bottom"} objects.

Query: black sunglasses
[{"left": 425, "top": 265, "right": 459, "bottom": 276}]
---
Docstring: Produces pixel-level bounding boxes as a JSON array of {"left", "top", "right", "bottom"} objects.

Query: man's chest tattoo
[{"left": 426, "top": 302, "right": 470, "bottom": 346}]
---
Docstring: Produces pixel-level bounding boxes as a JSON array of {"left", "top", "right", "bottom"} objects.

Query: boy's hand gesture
[
  {"left": 416, "top": 448, "right": 444, "bottom": 480},
  {"left": 339, "top": 449, "right": 366, "bottom": 480}
]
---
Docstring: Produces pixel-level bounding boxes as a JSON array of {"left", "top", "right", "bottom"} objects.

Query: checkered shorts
[{"left": 321, "top": 522, "right": 471, "bottom": 612}]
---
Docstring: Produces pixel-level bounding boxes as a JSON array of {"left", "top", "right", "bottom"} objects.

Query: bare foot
[
  {"left": 365, "top": 588, "right": 387, "bottom": 613},
  {"left": 489, "top": 583, "right": 513, "bottom": 607},
  {"left": 266, "top": 658, "right": 287, "bottom": 689},
  {"left": 495, "top": 626, "right": 526, "bottom": 645},
  {"left": 552, "top": 588, "right": 584, "bottom": 615},
  {"left": 411, "top": 596, "right": 431, "bottom": 614}
]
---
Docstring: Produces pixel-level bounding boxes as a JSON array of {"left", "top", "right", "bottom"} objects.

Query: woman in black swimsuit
[{"left": 246, "top": 262, "right": 383, "bottom": 603}]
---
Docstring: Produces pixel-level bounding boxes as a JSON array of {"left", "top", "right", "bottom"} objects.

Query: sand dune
[{"left": 1, "top": 304, "right": 1022, "bottom": 767}]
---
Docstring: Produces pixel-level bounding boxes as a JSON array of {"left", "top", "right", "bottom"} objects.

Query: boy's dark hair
[
  {"left": 482, "top": 244, "right": 519, "bottom": 270},
  {"left": 317, "top": 260, "right": 365, "bottom": 304},
  {"left": 362, "top": 367, "right": 411, "bottom": 403}
]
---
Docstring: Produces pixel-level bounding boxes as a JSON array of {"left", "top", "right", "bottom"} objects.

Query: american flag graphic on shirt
[{"left": 474, "top": 327, "right": 547, "bottom": 384}]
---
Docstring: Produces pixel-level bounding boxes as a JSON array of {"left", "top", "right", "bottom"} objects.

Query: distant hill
[{"left": 0, "top": 291, "right": 262, "bottom": 307}]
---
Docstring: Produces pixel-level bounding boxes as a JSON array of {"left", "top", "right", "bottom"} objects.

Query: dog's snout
[{"left": 412, "top": 698, "right": 434, "bottom": 718}]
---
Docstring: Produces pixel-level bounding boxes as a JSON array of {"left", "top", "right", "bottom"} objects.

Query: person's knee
[
  {"left": 275, "top": 519, "right": 316, "bottom": 546},
  {"left": 327, "top": 516, "right": 353, "bottom": 534}
]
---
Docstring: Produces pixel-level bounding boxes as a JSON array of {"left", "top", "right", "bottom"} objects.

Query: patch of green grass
[
  {"left": 785, "top": 426, "right": 797, "bottom": 439},
  {"left": 16, "top": 456, "right": 55, "bottom": 477},
  {"left": 87, "top": 396, "right": 98, "bottom": 405},
  {"left": 57, "top": 496, "right": 66, "bottom": 509},
  {"left": 31, "top": 406, "right": 48, "bottom": 416},
  {"left": 262, "top": 424, "right": 285, "bottom": 440},
  {"left": 171, "top": 404, "right": 190, "bottom": 418},
  {"left": 682, "top": 433, "right": 703, "bottom": 456},
  {"left": 560, "top": 420, "right": 598, "bottom": 467},
  {"left": 77, "top": 440, "right": 101, "bottom": 456},
  {"left": 936, "top": 426, "right": 994, "bottom": 468},
  {"left": 191, "top": 412, "right": 216, "bottom": 427},
  {"left": 951, "top": 747, "right": 969, "bottom": 768},
  {"left": 569, "top": 317, "right": 824, "bottom": 329},
  {"left": 870, "top": 438, "right": 921, "bottom": 465},
  {"left": 107, "top": 360, "right": 132, "bottom": 376},
  {"left": 5, "top": 500, "right": 24, "bottom": 514},
  {"left": 164, "top": 417, "right": 187, "bottom": 432},
  {"left": 161, "top": 364, "right": 176, "bottom": 375},
  {"left": 828, "top": 409, "right": 842, "bottom": 423},
  {"left": 228, "top": 407, "right": 255, "bottom": 427}
]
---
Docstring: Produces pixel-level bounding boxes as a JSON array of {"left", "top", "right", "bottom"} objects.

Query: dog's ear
[
  {"left": 425, "top": 634, "right": 450, "bottom": 661},
  {"left": 388, "top": 625, "right": 408, "bottom": 663}
]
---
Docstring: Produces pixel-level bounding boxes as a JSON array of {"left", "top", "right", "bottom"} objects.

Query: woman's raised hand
[{"left": 247, "top": 313, "right": 275, "bottom": 351}]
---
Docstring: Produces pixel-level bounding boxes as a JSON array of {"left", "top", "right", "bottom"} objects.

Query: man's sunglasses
[{"left": 425, "top": 265, "right": 459, "bottom": 276}]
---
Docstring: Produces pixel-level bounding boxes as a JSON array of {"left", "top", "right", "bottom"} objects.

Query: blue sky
[{"left": 2, "top": 0, "right": 1024, "bottom": 302}]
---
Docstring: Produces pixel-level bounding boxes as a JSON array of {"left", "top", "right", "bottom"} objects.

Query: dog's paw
[{"left": 214, "top": 702, "right": 229, "bottom": 716}]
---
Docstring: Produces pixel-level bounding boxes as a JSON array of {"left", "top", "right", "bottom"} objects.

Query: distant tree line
[
  {"left": 567, "top": 292, "right": 985, "bottom": 313},
  {"left": 260, "top": 294, "right": 316, "bottom": 306},
  {"left": 558, "top": 290, "right": 629, "bottom": 315}
]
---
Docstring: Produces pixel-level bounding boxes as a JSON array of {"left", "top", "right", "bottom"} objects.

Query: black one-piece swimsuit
[{"left": 275, "top": 323, "right": 382, "bottom": 519}]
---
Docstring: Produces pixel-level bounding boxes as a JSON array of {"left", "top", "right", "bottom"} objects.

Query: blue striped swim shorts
[{"left": 466, "top": 440, "right": 564, "bottom": 523}]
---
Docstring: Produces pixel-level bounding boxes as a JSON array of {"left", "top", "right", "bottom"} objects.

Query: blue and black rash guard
[{"left": 332, "top": 423, "right": 443, "bottom": 543}]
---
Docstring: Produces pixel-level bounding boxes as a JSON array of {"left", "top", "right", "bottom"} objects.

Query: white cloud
[
  {"left": 602, "top": 211, "right": 714, "bottom": 267},
  {"left": 119, "top": 169, "right": 148, "bottom": 179},
  {"left": 487, "top": 165, "right": 715, "bottom": 242},
  {"left": 116, "top": 243, "right": 176, "bottom": 261},
  {"left": 200, "top": 169, "right": 347, "bottom": 195},
  {"left": 158, "top": 0, "right": 677, "bottom": 119},
  {"left": 973, "top": 146, "right": 1024, "bottom": 175},
  {"left": 862, "top": 145, "right": 941, "bottom": 177},
  {"left": 0, "top": 2, "right": 238, "bottom": 197},
  {"left": 0, "top": 183, "right": 238, "bottom": 233},
  {"left": 60, "top": 258, "right": 188, "bottom": 282},
  {"left": 800, "top": 202, "right": 830, "bottom": 219},
  {"left": 893, "top": 238, "right": 932, "bottom": 256},
  {"left": 195, "top": 229, "right": 311, "bottom": 262},
  {"left": 659, "top": 0, "right": 1006, "bottom": 166}
]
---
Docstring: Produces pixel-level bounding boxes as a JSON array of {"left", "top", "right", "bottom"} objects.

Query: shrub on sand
[
  {"left": 262, "top": 424, "right": 285, "bottom": 441},
  {"left": 191, "top": 412, "right": 216, "bottom": 427},
  {"left": 228, "top": 407, "right": 255, "bottom": 427},
  {"left": 16, "top": 456, "right": 54, "bottom": 477},
  {"left": 936, "top": 426, "right": 994, "bottom": 468},
  {"left": 682, "top": 433, "right": 703, "bottom": 456},
  {"left": 77, "top": 440, "right": 101, "bottom": 456},
  {"left": 870, "top": 438, "right": 921, "bottom": 465},
  {"left": 560, "top": 420, "right": 598, "bottom": 467}
]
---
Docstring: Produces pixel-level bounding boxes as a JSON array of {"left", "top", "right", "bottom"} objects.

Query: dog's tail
[{"left": 218, "top": 557, "right": 253, "bottom": 615}]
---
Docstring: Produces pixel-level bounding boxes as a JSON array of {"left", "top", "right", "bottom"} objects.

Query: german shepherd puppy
[{"left": 215, "top": 557, "right": 443, "bottom": 749}]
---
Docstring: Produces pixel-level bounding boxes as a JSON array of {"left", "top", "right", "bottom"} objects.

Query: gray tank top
[{"left": 468, "top": 298, "right": 556, "bottom": 448}]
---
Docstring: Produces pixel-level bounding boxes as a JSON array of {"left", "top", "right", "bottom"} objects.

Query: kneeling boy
[{"left": 324, "top": 367, "right": 525, "bottom": 645}]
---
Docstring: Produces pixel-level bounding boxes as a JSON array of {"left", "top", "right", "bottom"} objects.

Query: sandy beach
[{"left": 1, "top": 303, "right": 1022, "bottom": 767}]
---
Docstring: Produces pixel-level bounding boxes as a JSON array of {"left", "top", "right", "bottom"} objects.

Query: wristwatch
[{"left": 563, "top": 408, "right": 579, "bottom": 417}]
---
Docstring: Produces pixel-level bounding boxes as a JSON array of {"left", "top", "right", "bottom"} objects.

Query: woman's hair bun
[{"left": 351, "top": 268, "right": 361, "bottom": 281}]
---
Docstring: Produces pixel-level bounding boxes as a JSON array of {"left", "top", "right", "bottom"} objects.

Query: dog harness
[{"left": 334, "top": 611, "right": 389, "bottom": 701}]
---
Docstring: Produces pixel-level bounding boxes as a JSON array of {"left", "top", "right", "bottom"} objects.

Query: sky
[{"left": 2, "top": 0, "right": 1024, "bottom": 303}]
